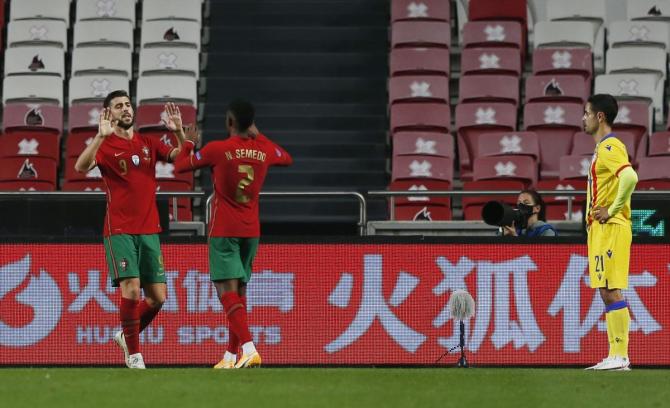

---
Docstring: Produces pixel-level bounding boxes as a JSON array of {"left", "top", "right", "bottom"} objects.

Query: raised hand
[
  {"left": 162, "top": 102, "right": 183, "bottom": 132},
  {"left": 98, "top": 108, "right": 114, "bottom": 137},
  {"left": 183, "top": 124, "right": 201, "bottom": 145}
]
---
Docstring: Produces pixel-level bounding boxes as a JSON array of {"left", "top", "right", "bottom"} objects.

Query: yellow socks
[{"left": 606, "top": 301, "right": 630, "bottom": 358}]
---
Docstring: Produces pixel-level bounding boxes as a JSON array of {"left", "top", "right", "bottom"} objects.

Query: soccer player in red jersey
[
  {"left": 174, "top": 99, "right": 293, "bottom": 368},
  {"left": 74, "top": 90, "right": 186, "bottom": 368}
]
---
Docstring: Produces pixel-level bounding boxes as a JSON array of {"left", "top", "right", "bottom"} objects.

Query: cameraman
[{"left": 501, "top": 189, "right": 557, "bottom": 237}]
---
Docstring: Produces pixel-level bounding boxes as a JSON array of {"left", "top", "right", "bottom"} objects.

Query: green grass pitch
[{"left": 1, "top": 368, "right": 668, "bottom": 408}]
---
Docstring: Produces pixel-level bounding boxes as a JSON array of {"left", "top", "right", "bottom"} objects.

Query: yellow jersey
[{"left": 586, "top": 134, "right": 632, "bottom": 227}]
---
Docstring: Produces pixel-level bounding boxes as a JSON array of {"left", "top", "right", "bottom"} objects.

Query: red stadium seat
[
  {"left": 136, "top": 104, "right": 197, "bottom": 131},
  {"left": 61, "top": 180, "right": 105, "bottom": 191},
  {"left": 0, "top": 181, "right": 55, "bottom": 191},
  {"left": 524, "top": 101, "right": 583, "bottom": 179},
  {"left": 648, "top": 132, "right": 670, "bottom": 156},
  {"left": 473, "top": 155, "right": 537, "bottom": 186},
  {"left": 0, "top": 132, "right": 60, "bottom": 163},
  {"left": 168, "top": 205, "right": 193, "bottom": 222},
  {"left": 461, "top": 180, "right": 521, "bottom": 221},
  {"left": 2, "top": 104, "right": 63, "bottom": 136},
  {"left": 391, "top": 0, "right": 450, "bottom": 22},
  {"left": 537, "top": 179, "right": 587, "bottom": 204},
  {"left": 570, "top": 132, "right": 596, "bottom": 156},
  {"left": 389, "top": 179, "right": 452, "bottom": 221},
  {"left": 461, "top": 48, "right": 521, "bottom": 77},
  {"left": 390, "top": 48, "right": 450, "bottom": 77},
  {"left": 139, "top": 130, "right": 182, "bottom": 151},
  {"left": 468, "top": 0, "right": 528, "bottom": 60},
  {"left": 389, "top": 76, "right": 449, "bottom": 104},
  {"left": 571, "top": 131, "right": 636, "bottom": 162},
  {"left": 390, "top": 103, "right": 451, "bottom": 133},
  {"left": 393, "top": 204, "right": 452, "bottom": 221},
  {"left": 532, "top": 48, "right": 593, "bottom": 80},
  {"left": 476, "top": 131, "right": 540, "bottom": 160},
  {"left": 0, "top": 157, "right": 57, "bottom": 189},
  {"left": 468, "top": 0, "right": 527, "bottom": 27},
  {"left": 637, "top": 180, "right": 670, "bottom": 190},
  {"left": 388, "top": 179, "right": 451, "bottom": 206},
  {"left": 613, "top": 100, "right": 650, "bottom": 145},
  {"left": 455, "top": 102, "right": 517, "bottom": 179},
  {"left": 637, "top": 157, "right": 670, "bottom": 181},
  {"left": 65, "top": 131, "right": 96, "bottom": 158},
  {"left": 559, "top": 155, "right": 592, "bottom": 180},
  {"left": 156, "top": 161, "right": 194, "bottom": 187},
  {"left": 524, "top": 75, "right": 589, "bottom": 104},
  {"left": 69, "top": 103, "right": 102, "bottom": 135},
  {"left": 157, "top": 181, "right": 194, "bottom": 221},
  {"left": 393, "top": 132, "right": 454, "bottom": 158},
  {"left": 391, "top": 21, "right": 451, "bottom": 49},
  {"left": 64, "top": 157, "right": 102, "bottom": 182},
  {"left": 462, "top": 21, "right": 523, "bottom": 51},
  {"left": 613, "top": 100, "right": 651, "bottom": 165},
  {"left": 391, "top": 155, "right": 454, "bottom": 183},
  {"left": 458, "top": 75, "right": 519, "bottom": 105}
]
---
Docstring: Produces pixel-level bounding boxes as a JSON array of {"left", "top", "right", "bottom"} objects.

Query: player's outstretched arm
[
  {"left": 173, "top": 125, "right": 207, "bottom": 173},
  {"left": 74, "top": 108, "right": 113, "bottom": 173},
  {"left": 163, "top": 102, "right": 185, "bottom": 161}
]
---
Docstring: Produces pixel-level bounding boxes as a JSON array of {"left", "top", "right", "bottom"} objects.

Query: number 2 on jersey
[{"left": 235, "top": 165, "right": 255, "bottom": 203}]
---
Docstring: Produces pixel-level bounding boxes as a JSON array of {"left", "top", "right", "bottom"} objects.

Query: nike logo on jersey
[{"left": 114, "top": 152, "right": 124, "bottom": 157}]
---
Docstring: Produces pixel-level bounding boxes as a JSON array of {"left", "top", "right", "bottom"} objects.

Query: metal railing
[
  {"left": 206, "top": 191, "right": 368, "bottom": 235},
  {"left": 0, "top": 191, "right": 206, "bottom": 222},
  {"left": 367, "top": 189, "right": 670, "bottom": 221}
]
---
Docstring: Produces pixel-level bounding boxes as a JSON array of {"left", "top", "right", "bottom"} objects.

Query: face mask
[
  {"left": 517, "top": 203, "right": 534, "bottom": 217},
  {"left": 516, "top": 203, "right": 535, "bottom": 229}
]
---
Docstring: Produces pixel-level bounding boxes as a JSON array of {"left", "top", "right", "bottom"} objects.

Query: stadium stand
[
  {"left": 390, "top": 47, "right": 450, "bottom": 77},
  {"left": 2, "top": 0, "right": 670, "bottom": 230}
]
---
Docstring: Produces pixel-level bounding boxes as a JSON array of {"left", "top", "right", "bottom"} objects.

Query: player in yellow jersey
[{"left": 582, "top": 94, "right": 638, "bottom": 371}]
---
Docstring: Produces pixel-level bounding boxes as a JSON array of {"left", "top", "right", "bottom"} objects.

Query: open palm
[
  {"left": 163, "top": 102, "right": 183, "bottom": 131},
  {"left": 99, "top": 108, "right": 114, "bottom": 137}
]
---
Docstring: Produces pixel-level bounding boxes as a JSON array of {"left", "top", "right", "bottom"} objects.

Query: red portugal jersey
[
  {"left": 174, "top": 134, "right": 293, "bottom": 237},
  {"left": 95, "top": 133, "right": 175, "bottom": 236}
]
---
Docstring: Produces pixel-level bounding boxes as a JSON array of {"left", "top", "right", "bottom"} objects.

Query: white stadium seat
[
  {"left": 606, "top": 47, "right": 667, "bottom": 82},
  {"left": 608, "top": 21, "right": 670, "bottom": 50},
  {"left": 4, "top": 46, "right": 65, "bottom": 77},
  {"left": 142, "top": 0, "right": 202, "bottom": 24},
  {"left": 9, "top": 0, "right": 71, "bottom": 26},
  {"left": 139, "top": 47, "right": 200, "bottom": 78},
  {"left": 69, "top": 75, "right": 130, "bottom": 105},
  {"left": 136, "top": 76, "right": 198, "bottom": 106},
  {"left": 2, "top": 76, "right": 63, "bottom": 106},
  {"left": 595, "top": 73, "right": 664, "bottom": 124},
  {"left": 6, "top": 20, "right": 67, "bottom": 48},
  {"left": 141, "top": 20, "right": 201, "bottom": 50},
  {"left": 71, "top": 47, "right": 133, "bottom": 77},
  {"left": 76, "top": 0, "right": 136, "bottom": 26},
  {"left": 74, "top": 20, "right": 133, "bottom": 48}
]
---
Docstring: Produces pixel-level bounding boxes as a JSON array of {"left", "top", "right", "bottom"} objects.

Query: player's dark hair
[
  {"left": 103, "top": 90, "right": 131, "bottom": 108},
  {"left": 587, "top": 94, "right": 618, "bottom": 126},
  {"left": 520, "top": 189, "right": 547, "bottom": 222},
  {"left": 228, "top": 99, "right": 255, "bottom": 132}
]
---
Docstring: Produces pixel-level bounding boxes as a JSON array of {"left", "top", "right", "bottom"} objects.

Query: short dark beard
[{"left": 117, "top": 118, "right": 134, "bottom": 130}]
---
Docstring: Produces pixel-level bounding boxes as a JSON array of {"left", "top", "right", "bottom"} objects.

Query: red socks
[
  {"left": 220, "top": 292, "right": 252, "bottom": 346},
  {"left": 138, "top": 299, "right": 161, "bottom": 332},
  {"left": 226, "top": 296, "right": 247, "bottom": 354},
  {"left": 119, "top": 297, "right": 140, "bottom": 355}
]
